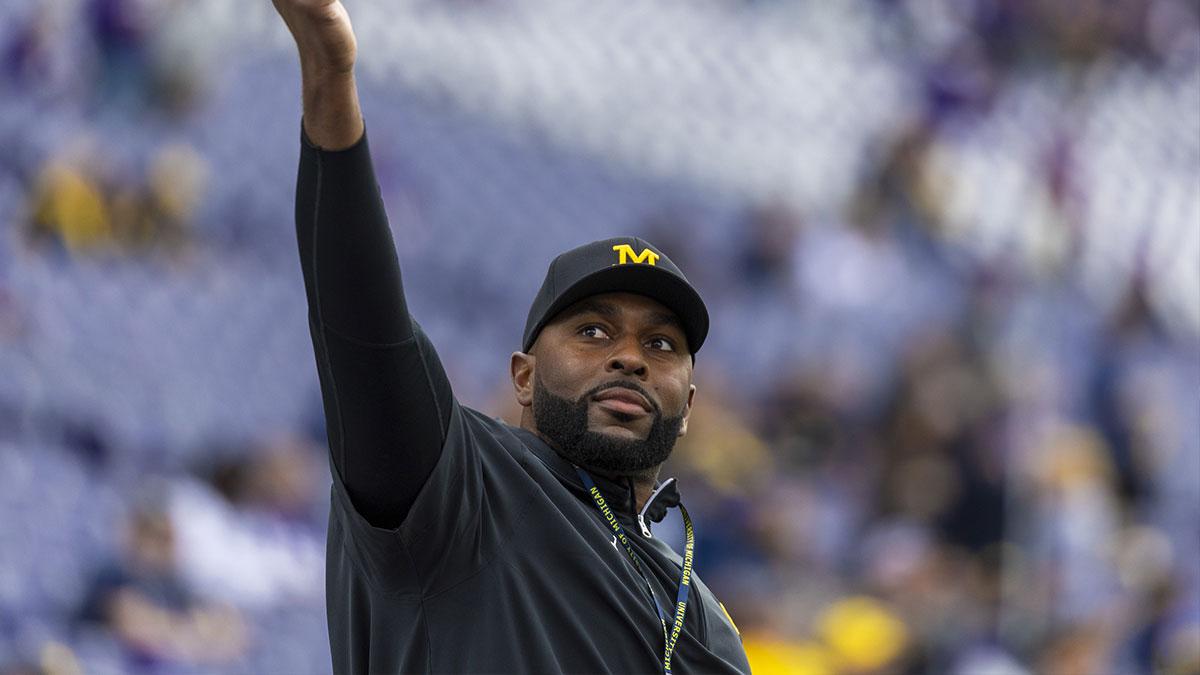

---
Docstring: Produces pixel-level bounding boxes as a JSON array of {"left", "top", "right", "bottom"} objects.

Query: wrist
[
  {"left": 300, "top": 73, "right": 363, "bottom": 151},
  {"left": 300, "top": 58, "right": 356, "bottom": 83}
]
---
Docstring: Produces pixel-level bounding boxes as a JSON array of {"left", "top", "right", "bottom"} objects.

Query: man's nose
[{"left": 605, "top": 337, "right": 648, "bottom": 378}]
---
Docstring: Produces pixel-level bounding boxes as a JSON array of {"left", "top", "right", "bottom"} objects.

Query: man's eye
[
  {"left": 647, "top": 337, "right": 675, "bottom": 352},
  {"left": 580, "top": 325, "right": 610, "bottom": 339}
]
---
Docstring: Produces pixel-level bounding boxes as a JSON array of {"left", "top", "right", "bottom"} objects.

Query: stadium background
[{"left": 1, "top": 0, "right": 1198, "bottom": 673}]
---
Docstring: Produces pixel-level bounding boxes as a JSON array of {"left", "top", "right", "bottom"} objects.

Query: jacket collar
[{"left": 513, "top": 425, "right": 680, "bottom": 528}]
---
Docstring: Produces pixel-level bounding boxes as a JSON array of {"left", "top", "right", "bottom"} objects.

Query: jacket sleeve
[{"left": 294, "top": 122, "right": 455, "bottom": 529}]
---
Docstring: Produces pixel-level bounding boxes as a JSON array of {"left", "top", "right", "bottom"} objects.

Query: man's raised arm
[{"left": 275, "top": 0, "right": 455, "bottom": 529}]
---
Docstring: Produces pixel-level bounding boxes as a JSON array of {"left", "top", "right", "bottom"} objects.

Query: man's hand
[
  {"left": 273, "top": 0, "right": 356, "bottom": 74},
  {"left": 273, "top": 0, "right": 363, "bottom": 149}
]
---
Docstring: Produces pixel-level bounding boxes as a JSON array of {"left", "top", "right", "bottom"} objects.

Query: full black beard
[{"left": 532, "top": 379, "right": 684, "bottom": 477}]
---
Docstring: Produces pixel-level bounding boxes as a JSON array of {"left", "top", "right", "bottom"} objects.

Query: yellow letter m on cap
[{"left": 613, "top": 244, "right": 659, "bottom": 266}]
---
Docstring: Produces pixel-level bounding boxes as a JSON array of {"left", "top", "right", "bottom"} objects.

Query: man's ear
[
  {"left": 510, "top": 351, "right": 536, "bottom": 408},
  {"left": 678, "top": 384, "right": 697, "bottom": 437}
]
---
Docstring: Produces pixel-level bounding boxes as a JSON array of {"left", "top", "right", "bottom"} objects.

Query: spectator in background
[
  {"left": 86, "top": 0, "right": 154, "bottom": 111},
  {"left": 24, "top": 138, "right": 203, "bottom": 259},
  {"left": 77, "top": 500, "right": 248, "bottom": 671},
  {"left": 114, "top": 142, "right": 206, "bottom": 257},
  {"left": 733, "top": 203, "right": 801, "bottom": 295},
  {"left": 84, "top": 0, "right": 208, "bottom": 117},
  {"left": 25, "top": 139, "right": 112, "bottom": 256},
  {"left": 3, "top": 5, "right": 64, "bottom": 93},
  {"left": 169, "top": 434, "right": 325, "bottom": 608}
]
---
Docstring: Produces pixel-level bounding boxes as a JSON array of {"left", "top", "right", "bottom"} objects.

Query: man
[{"left": 273, "top": 1, "right": 751, "bottom": 672}]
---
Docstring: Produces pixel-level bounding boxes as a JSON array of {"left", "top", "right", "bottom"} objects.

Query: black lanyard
[{"left": 576, "top": 467, "right": 695, "bottom": 675}]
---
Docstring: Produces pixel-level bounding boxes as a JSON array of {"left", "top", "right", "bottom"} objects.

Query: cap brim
[{"left": 525, "top": 265, "right": 709, "bottom": 354}]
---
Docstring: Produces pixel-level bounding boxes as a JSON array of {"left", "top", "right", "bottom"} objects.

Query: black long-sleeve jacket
[{"left": 295, "top": 125, "right": 751, "bottom": 674}]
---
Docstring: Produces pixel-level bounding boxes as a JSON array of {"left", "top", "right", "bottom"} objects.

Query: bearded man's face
[{"left": 512, "top": 292, "right": 696, "bottom": 477}]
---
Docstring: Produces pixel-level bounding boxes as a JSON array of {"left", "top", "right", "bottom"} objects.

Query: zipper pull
[{"left": 638, "top": 477, "right": 678, "bottom": 538}]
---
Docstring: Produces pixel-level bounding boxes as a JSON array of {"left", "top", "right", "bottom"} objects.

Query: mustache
[{"left": 583, "top": 380, "right": 660, "bottom": 415}]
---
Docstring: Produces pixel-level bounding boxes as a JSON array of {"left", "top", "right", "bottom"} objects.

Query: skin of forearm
[{"left": 300, "top": 66, "right": 364, "bottom": 151}]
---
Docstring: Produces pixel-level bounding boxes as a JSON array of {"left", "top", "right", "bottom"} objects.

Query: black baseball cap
[{"left": 522, "top": 236, "right": 709, "bottom": 355}]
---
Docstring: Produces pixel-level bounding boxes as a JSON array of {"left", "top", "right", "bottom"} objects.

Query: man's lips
[{"left": 592, "top": 388, "right": 653, "bottom": 416}]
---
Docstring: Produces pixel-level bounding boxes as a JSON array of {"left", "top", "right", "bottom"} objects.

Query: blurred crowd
[{"left": 1, "top": 0, "right": 1198, "bottom": 674}]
